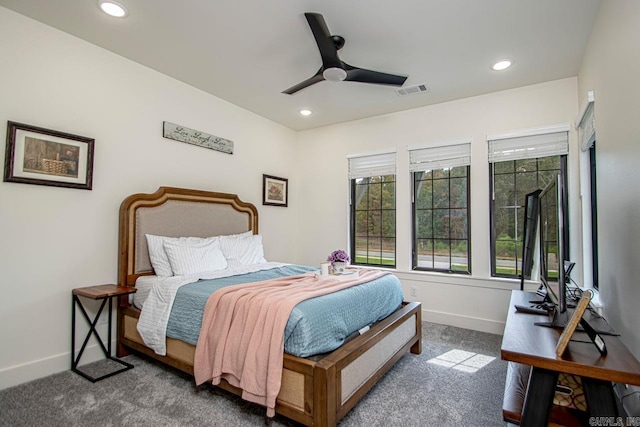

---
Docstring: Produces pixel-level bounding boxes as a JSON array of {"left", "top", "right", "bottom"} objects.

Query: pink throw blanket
[{"left": 193, "top": 269, "right": 389, "bottom": 416}]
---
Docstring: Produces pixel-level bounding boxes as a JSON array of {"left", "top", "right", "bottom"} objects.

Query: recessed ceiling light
[
  {"left": 492, "top": 60, "right": 512, "bottom": 71},
  {"left": 98, "top": 0, "right": 128, "bottom": 18},
  {"left": 299, "top": 109, "right": 312, "bottom": 116}
]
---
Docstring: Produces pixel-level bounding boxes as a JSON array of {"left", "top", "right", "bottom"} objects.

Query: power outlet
[{"left": 410, "top": 286, "right": 417, "bottom": 297}]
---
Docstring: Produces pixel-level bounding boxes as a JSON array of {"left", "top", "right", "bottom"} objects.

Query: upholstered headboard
[{"left": 118, "top": 187, "right": 258, "bottom": 286}]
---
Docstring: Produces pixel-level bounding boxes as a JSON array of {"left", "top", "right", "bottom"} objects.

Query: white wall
[
  {"left": 577, "top": 0, "right": 640, "bottom": 358},
  {"left": 7, "top": 1, "right": 634, "bottom": 390},
  {"left": 295, "top": 78, "right": 581, "bottom": 334},
  {"left": 0, "top": 7, "right": 299, "bottom": 389}
]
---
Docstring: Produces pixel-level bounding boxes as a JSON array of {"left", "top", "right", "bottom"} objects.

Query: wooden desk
[{"left": 501, "top": 291, "right": 640, "bottom": 426}]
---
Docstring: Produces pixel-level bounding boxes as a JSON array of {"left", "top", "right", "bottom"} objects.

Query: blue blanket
[{"left": 166, "top": 265, "right": 404, "bottom": 357}]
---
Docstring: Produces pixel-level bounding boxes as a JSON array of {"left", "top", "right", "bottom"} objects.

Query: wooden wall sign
[{"left": 163, "top": 122, "right": 233, "bottom": 155}]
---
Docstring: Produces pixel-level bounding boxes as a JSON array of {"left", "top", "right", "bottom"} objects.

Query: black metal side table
[{"left": 71, "top": 284, "right": 137, "bottom": 382}]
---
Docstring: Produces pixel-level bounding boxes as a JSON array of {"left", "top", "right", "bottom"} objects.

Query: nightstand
[{"left": 71, "top": 284, "right": 136, "bottom": 382}]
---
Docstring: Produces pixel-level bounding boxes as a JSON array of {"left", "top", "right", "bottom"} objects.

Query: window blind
[
  {"left": 488, "top": 130, "right": 568, "bottom": 163},
  {"left": 409, "top": 142, "right": 471, "bottom": 172},
  {"left": 348, "top": 152, "right": 396, "bottom": 179}
]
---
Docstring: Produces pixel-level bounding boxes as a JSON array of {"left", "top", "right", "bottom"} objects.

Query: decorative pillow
[
  {"left": 162, "top": 239, "right": 227, "bottom": 276},
  {"left": 219, "top": 233, "right": 267, "bottom": 269},
  {"left": 145, "top": 234, "right": 218, "bottom": 276}
]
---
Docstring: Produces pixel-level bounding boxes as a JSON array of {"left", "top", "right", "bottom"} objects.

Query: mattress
[{"left": 165, "top": 265, "right": 404, "bottom": 357}]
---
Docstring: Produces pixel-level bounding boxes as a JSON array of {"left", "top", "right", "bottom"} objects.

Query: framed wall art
[
  {"left": 3, "top": 121, "right": 95, "bottom": 190},
  {"left": 262, "top": 174, "right": 288, "bottom": 207},
  {"left": 555, "top": 289, "right": 594, "bottom": 357}
]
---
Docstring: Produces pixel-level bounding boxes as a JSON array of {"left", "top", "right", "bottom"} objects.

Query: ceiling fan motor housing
[
  {"left": 331, "top": 35, "right": 345, "bottom": 50},
  {"left": 323, "top": 67, "right": 347, "bottom": 81}
]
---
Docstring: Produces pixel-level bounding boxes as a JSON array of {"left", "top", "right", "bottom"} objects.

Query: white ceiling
[{"left": 0, "top": 0, "right": 602, "bottom": 131}]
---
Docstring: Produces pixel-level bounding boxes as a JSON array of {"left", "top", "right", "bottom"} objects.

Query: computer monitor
[
  {"left": 537, "top": 174, "right": 569, "bottom": 325},
  {"left": 520, "top": 189, "right": 542, "bottom": 290},
  {"left": 527, "top": 176, "right": 616, "bottom": 335}
]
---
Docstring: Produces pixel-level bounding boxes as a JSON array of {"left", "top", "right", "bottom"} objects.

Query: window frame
[
  {"left": 589, "top": 144, "right": 599, "bottom": 289},
  {"left": 489, "top": 155, "right": 568, "bottom": 279},
  {"left": 577, "top": 93, "right": 598, "bottom": 289},
  {"left": 349, "top": 175, "right": 397, "bottom": 268},
  {"left": 411, "top": 166, "right": 471, "bottom": 274}
]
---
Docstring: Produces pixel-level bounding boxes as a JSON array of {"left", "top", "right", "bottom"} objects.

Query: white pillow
[
  {"left": 163, "top": 239, "right": 227, "bottom": 275},
  {"left": 220, "top": 233, "right": 267, "bottom": 269},
  {"left": 221, "top": 230, "right": 252, "bottom": 240},
  {"left": 216, "top": 230, "right": 252, "bottom": 257},
  {"left": 145, "top": 234, "right": 218, "bottom": 276}
]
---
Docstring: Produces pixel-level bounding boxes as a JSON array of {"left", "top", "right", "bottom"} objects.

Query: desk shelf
[{"left": 503, "top": 361, "right": 588, "bottom": 426}]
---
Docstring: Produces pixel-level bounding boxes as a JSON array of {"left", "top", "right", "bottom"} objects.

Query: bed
[{"left": 116, "top": 186, "right": 422, "bottom": 427}]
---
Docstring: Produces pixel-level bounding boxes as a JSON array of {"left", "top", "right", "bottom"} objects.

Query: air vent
[{"left": 396, "top": 84, "right": 430, "bottom": 97}]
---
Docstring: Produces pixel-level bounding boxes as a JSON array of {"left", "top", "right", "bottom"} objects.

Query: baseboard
[
  {"left": 0, "top": 310, "right": 504, "bottom": 390},
  {"left": 0, "top": 340, "right": 114, "bottom": 391},
  {"left": 422, "top": 308, "right": 506, "bottom": 335}
]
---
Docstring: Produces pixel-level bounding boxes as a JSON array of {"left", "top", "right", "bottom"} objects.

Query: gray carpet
[{"left": 0, "top": 322, "right": 507, "bottom": 426}]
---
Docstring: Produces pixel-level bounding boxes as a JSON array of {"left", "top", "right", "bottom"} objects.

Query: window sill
[{"left": 349, "top": 265, "right": 538, "bottom": 291}]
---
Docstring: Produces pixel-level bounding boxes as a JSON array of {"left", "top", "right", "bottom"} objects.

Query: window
[
  {"left": 577, "top": 93, "right": 598, "bottom": 288},
  {"left": 588, "top": 144, "right": 599, "bottom": 288},
  {"left": 488, "top": 127, "right": 569, "bottom": 278},
  {"left": 410, "top": 142, "right": 471, "bottom": 273},
  {"left": 349, "top": 152, "right": 396, "bottom": 267}
]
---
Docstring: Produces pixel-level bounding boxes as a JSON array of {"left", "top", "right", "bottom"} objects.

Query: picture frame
[
  {"left": 262, "top": 174, "right": 288, "bottom": 207},
  {"left": 555, "top": 289, "right": 593, "bottom": 357},
  {"left": 4, "top": 121, "right": 94, "bottom": 190}
]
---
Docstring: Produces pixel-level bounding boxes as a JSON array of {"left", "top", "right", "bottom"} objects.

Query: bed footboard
[
  {"left": 311, "top": 301, "right": 421, "bottom": 426},
  {"left": 118, "top": 301, "right": 421, "bottom": 427}
]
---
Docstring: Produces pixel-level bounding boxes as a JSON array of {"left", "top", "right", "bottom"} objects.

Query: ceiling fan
[{"left": 282, "top": 13, "right": 408, "bottom": 95}]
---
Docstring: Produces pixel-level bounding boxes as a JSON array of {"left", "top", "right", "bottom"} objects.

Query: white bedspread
[{"left": 136, "top": 262, "right": 288, "bottom": 355}]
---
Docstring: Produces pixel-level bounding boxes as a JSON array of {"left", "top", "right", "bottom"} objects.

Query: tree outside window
[
  {"left": 413, "top": 166, "right": 470, "bottom": 273},
  {"left": 351, "top": 175, "right": 396, "bottom": 267},
  {"left": 490, "top": 155, "right": 567, "bottom": 278}
]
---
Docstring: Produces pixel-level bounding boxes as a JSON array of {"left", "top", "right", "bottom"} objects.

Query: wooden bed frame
[{"left": 116, "top": 186, "right": 422, "bottom": 427}]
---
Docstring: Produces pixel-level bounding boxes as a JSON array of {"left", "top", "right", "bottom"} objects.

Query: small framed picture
[
  {"left": 262, "top": 174, "right": 288, "bottom": 207},
  {"left": 555, "top": 289, "right": 593, "bottom": 357},
  {"left": 4, "top": 121, "right": 95, "bottom": 190}
]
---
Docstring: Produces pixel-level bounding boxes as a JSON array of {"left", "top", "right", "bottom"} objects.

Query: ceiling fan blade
[
  {"left": 304, "top": 12, "right": 342, "bottom": 69},
  {"left": 282, "top": 69, "right": 325, "bottom": 95},
  {"left": 344, "top": 64, "right": 408, "bottom": 87}
]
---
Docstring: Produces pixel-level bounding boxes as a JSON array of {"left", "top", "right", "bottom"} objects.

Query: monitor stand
[
  {"left": 535, "top": 309, "right": 572, "bottom": 329},
  {"left": 535, "top": 307, "right": 618, "bottom": 336}
]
